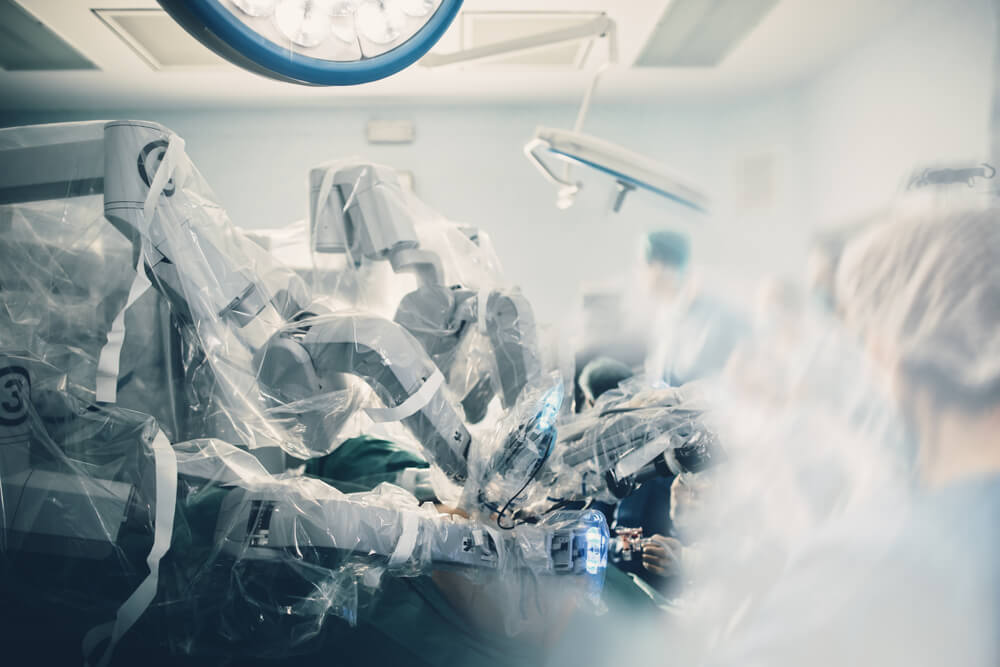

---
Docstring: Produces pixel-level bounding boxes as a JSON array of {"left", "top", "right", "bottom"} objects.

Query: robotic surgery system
[
  {"left": 465, "top": 380, "right": 724, "bottom": 528},
  {"left": 0, "top": 120, "right": 611, "bottom": 660},
  {"left": 302, "top": 161, "right": 721, "bottom": 523},
  {"left": 0, "top": 119, "right": 720, "bottom": 662}
]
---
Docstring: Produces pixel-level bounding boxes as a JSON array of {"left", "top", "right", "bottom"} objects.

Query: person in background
[
  {"left": 569, "top": 230, "right": 689, "bottom": 411},
  {"left": 711, "top": 207, "right": 1000, "bottom": 667},
  {"left": 804, "top": 233, "right": 843, "bottom": 313},
  {"left": 641, "top": 230, "right": 751, "bottom": 387},
  {"left": 804, "top": 216, "right": 882, "bottom": 314}
]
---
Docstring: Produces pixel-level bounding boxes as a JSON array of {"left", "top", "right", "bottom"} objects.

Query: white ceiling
[{"left": 1, "top": 0, "right": 916, "bottom": 110}]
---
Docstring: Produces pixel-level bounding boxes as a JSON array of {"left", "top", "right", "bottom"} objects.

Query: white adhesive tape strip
[
  {"left": 388, "top": 510, "right": 420, "bottom": 568},
  {"left": 95, "top": 135, "right": 186, "bottom": 403},
  {"left": 364, "top": 369, "right": 444, "bottom": 423},
  {"left": 83, "top": 430, "right": 177, "bottom": 667}
]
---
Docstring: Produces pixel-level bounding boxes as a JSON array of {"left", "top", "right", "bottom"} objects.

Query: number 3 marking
[{"left": 0, "top": 366, "right": 30, "bottom": 426}]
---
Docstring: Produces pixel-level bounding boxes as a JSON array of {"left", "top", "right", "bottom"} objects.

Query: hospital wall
[{"left": 800, "top": 0, "right": 999, "bottom": 226}]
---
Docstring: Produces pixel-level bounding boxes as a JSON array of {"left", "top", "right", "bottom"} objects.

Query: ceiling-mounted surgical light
[
  {"left": 157, "top": 0, "right": 463, "bottom": 85},
  {"left": 232, "top": 0, "right": 277, "bottom": 17},
  {"left": 355, "top": 1, "right": 406, "bottom": 45}
]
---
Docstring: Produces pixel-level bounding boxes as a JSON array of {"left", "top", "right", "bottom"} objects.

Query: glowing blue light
[
  {"left": 585, "top": 526, "right": 606, "bottom": 575},
  {"left": 536, "top": 384, "right": 564, "bottom": 432}
]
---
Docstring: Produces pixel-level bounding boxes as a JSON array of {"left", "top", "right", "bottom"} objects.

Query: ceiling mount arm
[
  {"left": 573, "top": 63, "right": 610, "bottom": 134},
  {"left": 524, "top": 137, "right": 581, "bottom": 210},
  {"left": 524, "top": 137, "right": 579, "bottom": 190},
  {"left": 421, "top": 14, "right": 616, "bottom": 69}
]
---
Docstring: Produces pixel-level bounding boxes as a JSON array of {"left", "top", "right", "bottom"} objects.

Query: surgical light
[
  {"left": 157, "top": 0, "right": 463, "bottom": 85},
  {"left": 355, "top": 1, "right": 405, "bottom": 45},
  {"left": 232, "top": 0, "right": 277, "bottom": 16},
  {"left": 274, "top": 0, "right": 333, "bottom": 48},
  {"left": 400, "top": 0, "right": 434, "bottom": 17}
]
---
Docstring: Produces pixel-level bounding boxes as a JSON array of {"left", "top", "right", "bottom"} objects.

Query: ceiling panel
[
  {"left": 460, "top": 12, "right": 602, "bottom": 68},
  {"left": 635, "top": 0, "right": 781, "bottom": 68},
  {"left": 0, "top": 0, "right": 95, "bottom": 71},
  {"left": 94, "top": 9, "right": 227, "bottom": 70}
]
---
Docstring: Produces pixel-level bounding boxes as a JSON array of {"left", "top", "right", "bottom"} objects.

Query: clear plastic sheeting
[
  {"left": 0, "top": 350, "right": 607, "bottom": 660},
  {"left": 163, "top": 439, "right": 467, "bottom": 656},
  {"left": 550, "top": 381, "right": 721, "bottom": 504},
  {"left": 0, "top": 352, "right": 170, "bottom": 665},
  {"left": 0, "top": 194, "right": 191, "bottom": 442},
  {"left": 255, "top": 309, "right": 472, "bottom": 482},
  {"left": 0, "top": 120, "right": 416, "bottom": 462},
  {"left": 308, "top": 160, "right": 546, "bottom": 431},
  {"left": 462, "top": 371, "right": 721, "bottom": 524},
  {"left": 0, "top": 120, "right": 610, "bottom": 663},
  {"left": 462, "top": 377, "right": 565, "bottom": 522}
]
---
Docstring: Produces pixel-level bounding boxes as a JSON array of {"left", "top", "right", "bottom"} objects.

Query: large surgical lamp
[
  {"left": 157, "top": 0, "right": 463, "bottom": 85},
  {"left": 421, "top": 12, "right": 709, "bottom": 214},
  {"left": 526, "top": 43, "right": 709, "bottom": 214}
]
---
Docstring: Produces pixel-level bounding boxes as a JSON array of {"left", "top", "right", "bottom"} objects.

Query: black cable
[{"left": 495, "top": 433, "right": 554, "bottom": 530}]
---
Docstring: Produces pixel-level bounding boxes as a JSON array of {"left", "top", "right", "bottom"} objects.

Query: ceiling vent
[
  {"left": 0, "top": 0, "right": 95, "bottom": 71},
  {"left": 635, "top": 0, "right": 779, "bottom": 68},
  {"left": 94, "top": 8, "right": 227, "bottom": 71},
  {"left": 440, "top": 12, "right": 605, "bottom": 68}
]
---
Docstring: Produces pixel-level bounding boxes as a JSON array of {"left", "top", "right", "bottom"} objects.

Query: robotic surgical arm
[
  {"left": 550, "top": 382, "right": 724, "bottom": 501},
  {"left": 0, "top": 357, "right": 605, "bottom": 591},
  {"left": 254, "top": 311, "right": 473, "bottom": 483},
  {"left": 40, "top": 122, "right": 540, "bottom": 493},
  {"left": 101, "top": 122, "right": 480, "bottom": 480},
  {"left": 103, "top": 130, "right": 522, "bottom": 484},
  {"left": 303, "top": 161, "right": 719, "bottom": 518},
  {"left": 471, "top": 382, "right": 723, "bottom": 523},
  {"left": 310, "top": 163, "right": 542, "bottom": 424}
]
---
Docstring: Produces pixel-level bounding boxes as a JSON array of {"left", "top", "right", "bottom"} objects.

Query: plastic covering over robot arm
[
  {"left": 0, "top": 120, "right": 610, "bottom": 661},
  {"left": 464, "top": 380, "right": 723, "bottom": 524},
  {"left": 0, "top": 121, "right": 482, "bottom": 470},
  {"left": 0, "top": 354, "right": 607, "bottom": 656},
  {"left": 549, "top": 382, "right": 723, "bottom": 502},
  {"left": 309, "top": 161, "right": 543, "bottom": 423},
  {"left": 256, "top": 312, "right": 473, "bottom": 482},
  {"left": 304, "top": 158, "right": 721, "bottom": 515}
]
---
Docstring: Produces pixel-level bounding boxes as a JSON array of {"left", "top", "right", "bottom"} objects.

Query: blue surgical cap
[{"left": 643, "top": 229, "right": 690, "bottom": 270}]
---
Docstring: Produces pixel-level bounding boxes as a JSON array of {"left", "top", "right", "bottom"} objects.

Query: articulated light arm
[{"left": 421, "top": 13, "right": 616, "bottom": 69}]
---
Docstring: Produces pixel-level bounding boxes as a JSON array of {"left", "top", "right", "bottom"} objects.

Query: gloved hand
[{"left": 640, "top": 534, "right": 683, "bottom": 577}]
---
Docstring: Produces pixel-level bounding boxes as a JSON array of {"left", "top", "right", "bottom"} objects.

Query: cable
[{"left": 495, "top": 432, "right": 554, "bottom": 530}]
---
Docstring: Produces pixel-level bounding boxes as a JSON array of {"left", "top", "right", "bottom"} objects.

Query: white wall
[{"left": 801, "top": 0, "right": 998, "bottom": 225}]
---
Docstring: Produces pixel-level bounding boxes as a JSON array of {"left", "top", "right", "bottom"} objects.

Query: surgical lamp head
[{"left": 157, "top": 0, "right": 464, "bottom": 86}]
